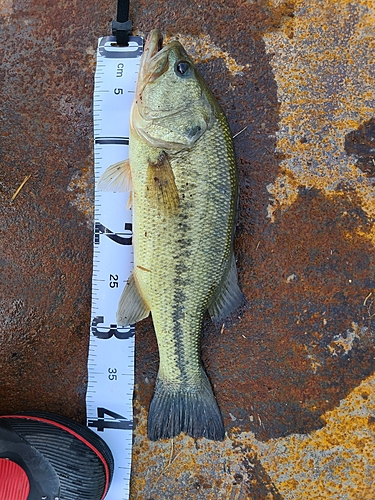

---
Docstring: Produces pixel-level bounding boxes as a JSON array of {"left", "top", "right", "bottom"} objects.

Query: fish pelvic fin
[
  {"left": 116, "top": 272, "right": 150, "bottom": 326},
  {"left": 147, "top": 367, "right": 225, "bottom": 441},
  {"left": 97, "top": 159, "right": 133, "bottom": 193},
  {"left": 208, "top": 251, "right": 246, "bottom": 323},
  {"left": 146, "top": 151, "right": 180, "bottom": 215}
]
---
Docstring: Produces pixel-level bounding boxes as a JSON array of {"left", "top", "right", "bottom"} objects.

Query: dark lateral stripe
[
  {"left": 95, "top": 137, "right": 129, "bottom": 145},
  {"left": 172, "top": 256, "right": 194, "bottom": 384}
]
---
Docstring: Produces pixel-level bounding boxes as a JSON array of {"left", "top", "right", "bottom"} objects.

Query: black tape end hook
[
  {"left": 112, "top": 0, "right": 132, "bottom": 46},
  {"left": 112, "top": 20, "right": 132, "bottom": 46}
]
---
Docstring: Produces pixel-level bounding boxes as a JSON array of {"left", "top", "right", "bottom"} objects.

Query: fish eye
[{"left": 175, "top": 60, "right": 190, "bottom": 77}]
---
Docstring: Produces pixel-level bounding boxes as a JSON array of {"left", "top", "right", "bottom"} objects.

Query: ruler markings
[{"left": 86, "top": 35, "right": 143, "bottom": 500}]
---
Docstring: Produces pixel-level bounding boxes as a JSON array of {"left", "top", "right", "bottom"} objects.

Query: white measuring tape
[{"left": 86, "top": 35, "right": 143, "bottom": 500}]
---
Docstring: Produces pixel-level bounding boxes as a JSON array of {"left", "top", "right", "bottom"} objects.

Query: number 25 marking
[{"left": 109, "top": 274, "right": 118, "bottom": 288}]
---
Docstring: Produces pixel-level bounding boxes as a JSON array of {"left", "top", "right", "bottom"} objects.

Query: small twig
[
  {"left": 168, "top": 438, "right": 174, "bottom": 465},
  {"left": 156, "top": 439, "right": 183, "bottom": 481},
  {"left": 233, "top": 125, "right": 248, "bottom": 139},
  {"left": 11, "top": 174, "right": 31, "bottom": 201},
  {"left": 364, "top": 292, "right": 372, "bottom": 306},
  {"left": 162, "top": 450, "right": 183, "bottom": 474}
]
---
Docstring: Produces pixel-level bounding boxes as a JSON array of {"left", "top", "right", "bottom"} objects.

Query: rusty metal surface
[
  {"left": 0, "top": 0, "right": 113, "bottom": 419},
  {"left": 1, "top": 0, "right": 375, "bottom": 498}
]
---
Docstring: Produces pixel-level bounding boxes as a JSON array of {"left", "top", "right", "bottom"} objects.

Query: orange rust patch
[
  {"left": 260, "top": 372, "right": 375, "bottom": 498},
  {"left": 263, "top": 0, "right": 375, "bottom": 229}
]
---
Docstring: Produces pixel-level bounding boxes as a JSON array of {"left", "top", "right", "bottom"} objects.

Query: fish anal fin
[
  {"left": 208, "top": 252, "right": 246, "bottom": 323},
  {"left": 126, "top": 191, "right": 133, "bottom": 209},
  {"left": 116, "top": 272, "right": 150, "bottom": 326},
  {"left": 146, "top": 151, "right": 180, "bottom": 215},
  {"left": 97, "top": 159, "right": 133, "bottom": 193}
]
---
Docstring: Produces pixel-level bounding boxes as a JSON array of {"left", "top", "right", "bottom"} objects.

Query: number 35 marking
[{"left": 108, "top": 368, "right": 117, "bottom": 381}]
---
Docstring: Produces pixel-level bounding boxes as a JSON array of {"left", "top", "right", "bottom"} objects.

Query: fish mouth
[
  {"left": 143, "top": 29, "right": 164, "bottom": 64},
  {"left": 136, "top": 29, "right": 177, "bottom": 101}
]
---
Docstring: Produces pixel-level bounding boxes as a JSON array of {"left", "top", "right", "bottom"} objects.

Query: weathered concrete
[{"left": 1, "top": 0, "right": 374, "bottom": 498}]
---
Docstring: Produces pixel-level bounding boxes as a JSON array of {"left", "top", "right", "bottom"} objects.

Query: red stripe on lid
[{"left": 0, "top": 458, "right": 30, "bottom": 500}]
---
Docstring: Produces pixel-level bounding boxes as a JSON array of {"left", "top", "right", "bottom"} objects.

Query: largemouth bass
[{"left": 98, "top": 29, "right": 244, "bottom": 441}]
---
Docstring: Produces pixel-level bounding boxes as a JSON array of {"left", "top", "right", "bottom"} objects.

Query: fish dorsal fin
[
  {"left": 116, "top": 272, "right": 150, "bottom": 326},
  {"left": 208, "top": 252, "right": 246, "bottom": 322},
  {"left": 97, "top": 159, "right": 133, "bottom": 192},
  {"left": 146, "top": 151, "right": 180, "bottom": 215}
]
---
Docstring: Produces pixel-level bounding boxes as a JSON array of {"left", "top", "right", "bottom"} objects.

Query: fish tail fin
[{"left": 147, "top": 368, "right": 225, "bottom": 441}]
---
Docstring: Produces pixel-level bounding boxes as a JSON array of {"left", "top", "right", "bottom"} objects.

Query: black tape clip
[{"left": 112, "top": 0, "right": 132, "bottom": 46}]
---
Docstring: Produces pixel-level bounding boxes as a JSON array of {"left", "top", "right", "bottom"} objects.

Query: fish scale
[{"left": 134, "top": 121, "right": 235, "bottom": 386}]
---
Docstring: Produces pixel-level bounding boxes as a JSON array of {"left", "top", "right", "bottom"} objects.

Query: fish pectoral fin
[
  {"left": 146, "top": 151, "right": 180, "bottom": 214},
  {"left": 116, "top": 272, "right": 150, "bottom": 326},
  {"left": 97, "top": 159, "right": 133, "bottom": 193},
  {"left": 208, "top": 252, "right": 246, "bottom": 323}
]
